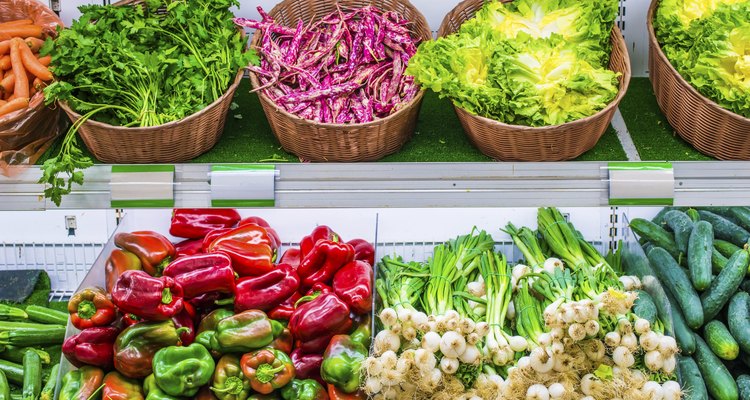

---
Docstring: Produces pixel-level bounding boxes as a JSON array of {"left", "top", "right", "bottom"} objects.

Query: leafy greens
[{"left": 406, "top": 0, "right": 620, "bottom": 127}]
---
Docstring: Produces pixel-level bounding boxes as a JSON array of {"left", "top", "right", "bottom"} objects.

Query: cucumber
[
  {"left": 633, "top": 290, "right": 658, "bottom": 326},
  {"left": 0, "top": 346, "right": 50, "bottom": 365},
  {"left": 693, "top": 333, "right": 739, "bottom": 400},
  {"left": 39, "top": 364, "right": 58, "bottom": 400},
  {"left": 679, "top": 355, "right": 708, "bottom": 400},
  {"left": 728, "top": 291, "right": 750, "bottom": 354},
  {"left": 701, "top": 249, "right": 750, "bottom": 321},
  {"left": 704, "top": 320, "right": 739, "bottom": 360},
  {"left": 665, "top": 210, "right": 694, "bottom": 254},
  {"left": 0, "top": 322, "right": 53, "bottom": 332},
  {"left": 698, "top": 210, "right": 750, "bottom": 247},
  {"left": 742, "top": 279, "right": 750, "bottom": 293},
  {"left": 22, "top": 349, "right": 41, "bottom": 400},
  {"left": 687, "top": 208, "right": 701, "bottom": 222},
  {"left": 714, "top": 247, "right": 730, "bottom": 273},
  {"left": 664, "top": 288, "right": 697, "bottom": 354},
  {"left": 0, "top": 360, "right": 22, "bottom": 385},
  {"left": 0, "top": 370, "right": 8, "bottom": 400},
  {"left": 0, "top": 325, "right": 65, "bottom": 347},
  {"left": 652, "top": 207, "right": 675, "bottom": 227},
  {"left": 631, "top": 218, "right": 681, "bottom": 259},
  {"left": 689, "top": 221, "right": 714, "bottom": 291},
  {"left": 648, "top": 247, "right": 704, "bottom": 329},
  {"left": 739, "top": 375, "right": 750, "bottom": 400},
  {"left": 24, "top": 306, "right": 68, "bottom": 326},
  {"left": 729, "top": 207, "right": 750, "bottom": 233},
  {"left": 715, "top": 240, "right": 742, "bottom": 258},
  {"left": 0, "top": 305, "right": 26, "bottom": 321}
]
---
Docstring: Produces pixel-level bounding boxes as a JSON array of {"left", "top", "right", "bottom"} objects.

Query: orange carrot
[
  {"left": 9, "top": 39, "right": 28, "bottom": 98},
  {"left": 0, "top": 25, "right": 43, "bottom": 40},
  {"left": 24, "top": 37, "right": 45, "bottom": 53},
  {"left": 0, "top": 72, "right": 12, "bottom": 95},
  {"left": 0, "top": 20, "right": 34, "bottom": 28},
  {"left": 0, "top": 55, "right": 9, "bottom": 70},
  {"left": 30, "top": 77, "right": 43, "bottom": 96},
  {"left": 0, "top": 97, "right": 29, "bottom": 118},
  {"left": 0, "top": 99, "right": 6, "bottom": 106},
  {"left": 37, "top": 55, "right": 50, "bottom": 67},
  {"left": 0, "top": 70, "right": 3, "bottom": 81},
  {"left": 0, "top": 40, "right": 8, "bottom": 56},
  {"left": 17, "top": 39, "right": 51, "bottom": 81}
]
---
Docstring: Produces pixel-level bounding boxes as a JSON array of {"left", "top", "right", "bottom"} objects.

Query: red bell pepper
[
  {"left": 170, "top": 209, "right": 241, "bottom": 239},
  {"left": 189, "top": 292, "right": 227, "bottom": 311},
  {"left": 300, "top": 226, "right": 341, "bottom": 259},
  {"left": 114, "top": 231, "right": 176, "bottom": 276},
  {"left": 303, "top": 283, "right": 332, "bottom": 297},
  {"left": 202, "top": 228, "right": 233, "bottom": 251},
  {"left": 105, "top": 249, "right": 142, "bottom": 293},
  {"left": 113, "top": 312, "right": 142, "bottom": 330},
  {"left": 211, "top": 239, "right": 275, "bottom": 277},
  {"left": 268, "top": 292, "right": 301, "bottom": 321},
  {"left": 172, "top": 301, "right": 196, "bottom": 345},
  {"left": 62, "top": 326, "right": 120, "bottom": 369},
  {"left": 291, "top": 349, "right": 324, "bottom": 385},
  {"left": 332, "top": 261, "right": 373, "bottom": 314},
  {"left": 235, "top": 264, "right": 300, "bottom": 312},
  {"left": 346, "top": 239, "right": 374, "bottom": 267},
  {"left": 297, "top": 241, "right": 354, "bottom": 288},
  {"left": 208, "top": 224, "right": 276, "bottom": 250},
  {"left": 240, "top": 216, "right": 281, "bottom": 249},
  {"left": 111, "top": 270, "right": 185, "bottom": 321},
  {"left": 327, "top": 384, "right": 366, "bottom": 400},
  {"left": 279, "top": 248, "right": 301, "bottom": 270},
  {"left": 289, "top": 293, "right": 352, "bottom": 354},
  {"left": 68, "top": 287, "right": 117, "bottom": 330},
  {"left": 270, "top": 326, "right": 294, "bottom": 354},
  {"left": 163, "top": 253, "right": 236, "bottom": 299},
  {"left": 174, "top": 238, "right": 204, "bottom": 258}
]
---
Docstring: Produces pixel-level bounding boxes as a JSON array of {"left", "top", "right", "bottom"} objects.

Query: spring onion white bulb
[
  {"left": 618, "top": 319, "right": 633, "bottom": 334},
  {"left": 662, "top": 381, "right": 681, "bottom": 400},
  {"left": 380, "top": 350, "right": 398, "bottom": 369},
  {"left": 644, "top": 350, "right": 664, "bottom": 371},
  {"left": 396, "top": 357, "right": 410, "bottom": 374},
  {"left": 421, "top": 331, "right": 441, "bottom": 353},
  {"left": 381, "top": 369, "right": 402, "bottom": 386},
  {"left": 544, "top": 258, "right": 563, "bottom": 274},
  {"left": 573, "top": 305, "right": 589, "bottom": 324},
  {"left": 364, "top": 357, "right": 383, "bottom": 376},
  {"left": 379, "top": 308, "right": 397, "bottom": 326},
  {"left": 634, "top": 318, "right": 651, "bottom": 334},
  {"left": 397, "top": 308, "right": 412, "bottom": 324},
  {"left": 492, "top": 349, "right": 511, "bottom": 365},
  {"left": 619, "top": 276, "right": 636, "bottom": 291},
  {"left": 554, "top": 354, "right": 572, "bottom": 372},
  {"left": 509, "top": 336, "right": 528, "bottom": 352},
  {"left": 530, "top": 347, "right": 554, "bottom": 373},
  {"left": 640, "top": 330, "right": 659, "bottom": 351},
  {"left": 550, "top": 327, "right": 565, "bottom": 340},
  {"left": 621, "top": 333, "right": 638, "bottom": 350},
  {"left": 659, "top": 336, "right": 678, "bottom": 356},
  {"left": 446, "top": 318, "right": 459, "bottom": 332},
  {"left": 382, "top": 386, "right": 398, "bottom": 400},
  {"left": 364, "top": 377, "right": 382, "bottom": 395},
  {"left": 583, "top": 339, "right": 605, "bottom": 361},
  {"left": 569, "top": 323, "right": 586, "bottom": 341},
  {"left": 561, "top": 304, "right": 576, "bottom": 324},
  {"left": 662, "top": 355, "right": 677, "bottom": 374},
  {"left": 440, "top": 357, "right": 459, "bottom": 374},
  {"left": 605, "top": 331, "right": 621, "bottom": 347},
  {"left": 488, "top": 373, "right": 504, "bottom": 389},
  {"left": 507, "top": 300, "right": 516, "bottom": 320},
  {"left": 467, "top": 281, "right": 486, "bottom": 297},
  {"left": 581, "top": 397, "right": 595, "bottom": 400},
  {"left": 390, "top": 324, "right": 402, "bottom": 336},
  {"left": 427, "top": 321, "right": 438, "bottom": 332},
  {"left": 551, "top": 341, "right": 565, "bottom": 355},
  {"left": 548, "top": 383, "right": 565, "bottom": 399},
  {"left": 612, "top": 346, "right": 635, "bottom": 368},
  {"left": 414, "top": 349, "right": 437, "bottom": 371},
  {"left": 374, "top": 330, "right": 400, "bottom": 355},
  {"left": 427, "top": 368, "right": 442, "bottom": 388},
  {"left": 459, "top": 344, "right": 482, "bottom": 365},
  {"left": 445, "top": 310, "right": 460, "bottom": 321},
  {"left": 411, "top": 311, "right": 428, "bottom": 328},
  {"left": 538, "top": 333, "right": 552, "bottom": 347},
  {"left": 585, "top": 320, "right": 600, "bottom": 337},
  {"left": 517, "top": 356, "right": 532, "bottom": 370},
  {"left": 474, "top": 322, "right": 490, "bottom": 337},
  {"left": 642, "top": 381, "right": 664, "bottom": 400},
  {"left": 527, "top": 384, "right": 550, "bottom": 400},
  {"left": 513, "top": 264, "right": 530, "bottom": 281},
  {"left": 440, "top": 331, "right": 467, "bottom": 358},
  {"left": 460, "top": 318, "right": 476, "bottom": 335},
  {"left": 581, "top": 374, "right": 598, "bottom": 396}
]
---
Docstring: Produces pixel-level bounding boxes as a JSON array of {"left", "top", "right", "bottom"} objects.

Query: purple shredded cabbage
[{"left": 234, "top": 6, "right": 421, "bottom": 124}]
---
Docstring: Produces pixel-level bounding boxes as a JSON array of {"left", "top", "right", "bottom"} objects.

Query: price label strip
[
  {"left": 608, "top": 162, "right": 674, "bottom": 206},
  {"left": 110, "top": 165, "right": 175, "bottom": 208},
  {"left": 210, "top": 164, "right": 276, "bottom": 207}
]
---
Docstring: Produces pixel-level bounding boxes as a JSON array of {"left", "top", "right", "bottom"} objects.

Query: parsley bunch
[{"left": 40, "top": 0, "right": 258, "bottom": 205}]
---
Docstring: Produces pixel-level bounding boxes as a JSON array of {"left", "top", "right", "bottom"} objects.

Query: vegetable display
[
  {"left": 39, "top": 0, "right": 258, "bottom": 206},
  {"left": 655, "top": 0, "right": 750, "bottom": 118},
  {"left": 406, "top": 0, "right": 621, "bottom": 127},
  {"left": 365, "top": 208, "right": 680, "bottom": 399},
  {"left": 0, "top": 20, "right": 53, "bottom": 118},
  {"left": 234, "top": 6, "right": 421, "bottom": 124},
  {"left": 58, "top": 209, "right": 375, "bottom": 399},
  {"left": 631, "top": 206, "right": 750, "bottom": 400}
]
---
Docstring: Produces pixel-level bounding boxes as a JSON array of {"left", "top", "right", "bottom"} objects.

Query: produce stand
[{"left": 1, "top": 0, "right": 750, "bottom": 398}]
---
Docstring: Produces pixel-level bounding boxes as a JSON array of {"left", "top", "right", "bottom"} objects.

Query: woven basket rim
[
  {"left": 437, "top": 8, "right": 631, "bottom": 133},
  {"left": 247, "top": 0, "right": 431, "bottom": 129},
  {"left": 647, "top": 0, "right": 750, "bottom": 124},
  {"left": 59, "top": 68, "right": 244, "bottom": 132}
]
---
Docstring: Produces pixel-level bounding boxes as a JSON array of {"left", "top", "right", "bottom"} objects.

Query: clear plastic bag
[{"left": 0, "top": 0, "right": 66, "bottom": 176}]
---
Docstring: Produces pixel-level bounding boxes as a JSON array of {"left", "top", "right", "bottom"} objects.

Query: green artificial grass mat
[
  {"left": 39, "top": 79, "right": 627, "bottom": 165},
  {"left": 619, "top": 78, "right": 711, "bottom": 161}
]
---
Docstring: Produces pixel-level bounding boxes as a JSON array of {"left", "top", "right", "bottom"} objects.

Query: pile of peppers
[{"left": 60, "top": 209, "right": 374, "bottom": 400}]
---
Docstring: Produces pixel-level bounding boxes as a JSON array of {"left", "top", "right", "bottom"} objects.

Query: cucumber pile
[{"left": 632, "top": 207, "right": 750, "bottom": 400}]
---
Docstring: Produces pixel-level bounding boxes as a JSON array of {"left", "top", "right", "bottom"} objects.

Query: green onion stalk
[
  {"left": 376, "top": 255, "right": 427, "bottom": 318},
  {"left": 452, "top": 272, "right": 487, "bottom": 322},
  {"left": 537, "top": 208, "right": 589, "bottom": 271},
  {"left": 503, "top": 223, "right": 547, "bottom": 270},
  {"left": 479, "top": 250, "right": 514, "bottom": 365},
  {"left": 514, "top": 279, "right": 547, "bottom": 348}
]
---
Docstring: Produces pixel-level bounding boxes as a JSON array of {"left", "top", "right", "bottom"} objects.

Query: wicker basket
[
  {"left": 58, "top": 0, "right": 244, "bottom": 164},
  {"left": 647, "top": 0, "right": 750, "bottom": 160},
  {"left": 248, "top": 0, "right": 431, "bottom": 162},
  {"left": 437, "top": 0, "right": 631, "bottom": 162}
]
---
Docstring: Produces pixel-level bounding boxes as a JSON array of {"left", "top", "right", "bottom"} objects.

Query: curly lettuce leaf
[{"left": 655, "top": 0, "right": 745, "bottom": 50}]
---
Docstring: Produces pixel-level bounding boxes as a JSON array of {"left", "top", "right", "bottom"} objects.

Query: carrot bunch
[{"left": 0, "top": 19, "right": 53, "bottom": 118}]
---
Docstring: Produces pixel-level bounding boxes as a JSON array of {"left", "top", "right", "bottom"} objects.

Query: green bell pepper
[
  {"left": 280, "top": 379, "right": 329, "bottom": 400},
  {"left": 210, "top": 354, "right": 251, "bottom": 400},
  {"left": 211, "top": 310, "right": 282, "bottom": 354},
  {"left": 153, "top": 343, "right": 215, "bottom": 397},
  {"left": 114, "top": 320, "right": 186, "bottom": 378},
  {"left": 143, "top": 374, "right": 184, "bottom": 400},
  {"left": 321, "top": 335, "right": 366, "bottom": 394},
  {"left": 196, "top": 308, "right": 234, "bottom": 358},
  {"left": 247, "top": 395, "right": 280, "bottom": 400},
  {"left": 349, "top": 315, "right": 371, "bottom": 349},
  {"left": 59, "top": 366, "right": 104, "bottom": 400}
]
